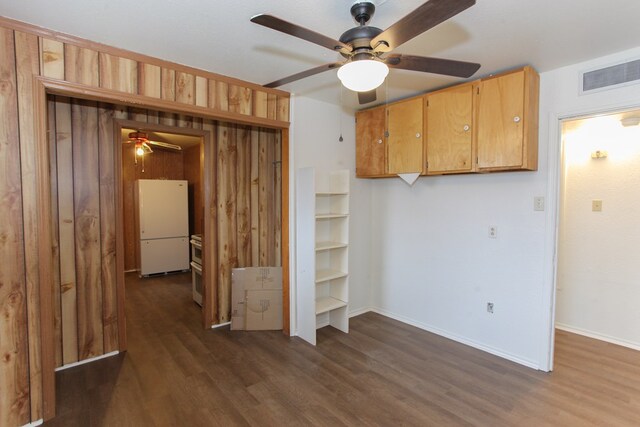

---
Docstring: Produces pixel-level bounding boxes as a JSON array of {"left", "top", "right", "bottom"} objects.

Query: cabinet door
[
  {"left": 387, "top": 97, "right": 424, "bottom": 174},
  {"left": 355, "top": 106, "right": 386, "bottom": 177},
  {"left": 426, "top": 84, "right": 474, "bottom": 174},
  {"left": 477, "top": 70, "right": 525, "bottom": 169}
]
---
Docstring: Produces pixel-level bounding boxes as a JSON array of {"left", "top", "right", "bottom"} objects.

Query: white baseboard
[
  {"left": 22, "top": 419, "right": 43, "bottom": 427},
  {"left": 369, "top": 307, "right": 540, "bottom": 370},
  {"left": 348, "top": 306, "right": 373, "bottom": 318},
  {"left": 55, "top": 351, "right": 119, "bottom": 372},
  {"left": 210, "top": 321, "right": 231, "bottom": 329},
  {"left": 556, "top": 323, "right": 640, "bottom": 351}
]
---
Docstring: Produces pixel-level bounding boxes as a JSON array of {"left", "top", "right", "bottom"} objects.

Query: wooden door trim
[{"left": 33, "top": 77, "right": 290, "bottom": 421}]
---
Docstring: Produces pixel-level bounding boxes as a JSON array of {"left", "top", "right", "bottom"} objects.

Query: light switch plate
[{"left": 592, "top": 199, "right": 603, "bottom": 212}]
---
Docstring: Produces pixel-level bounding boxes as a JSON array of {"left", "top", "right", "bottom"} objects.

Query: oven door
[
  {"left": 190, "top": 238, "right": 202, "bottom": 265},
  {"left": 190, "top": 261, "right": 203, "bottom": 306}
]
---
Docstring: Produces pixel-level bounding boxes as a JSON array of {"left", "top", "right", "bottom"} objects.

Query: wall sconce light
[
  {"left": 620, "top": 116, "right": 640, "bottom": 127},
  {"left": 591, "top": 150, "right": 608, "bottom": 159}
]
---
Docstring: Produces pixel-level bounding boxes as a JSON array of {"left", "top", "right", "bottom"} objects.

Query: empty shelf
[
  {"left": 315, "top": 241, "right": 348, "bottom": 251},
  {"left": 316, "top": 213, "right": 349, "bottom": 219},
  {"left": 316, "top": 269, "right": 348, "bottom": 283},
  {"left": 316, "top": 192, "right": 348, "bottom": 196},
  {"left": 315, "top": 297, "right": 347, "bottom": 315}
]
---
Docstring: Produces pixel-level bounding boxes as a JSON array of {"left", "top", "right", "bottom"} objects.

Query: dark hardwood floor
[{"left": 45, "top": 273, "right": 640, "bottom": 426}]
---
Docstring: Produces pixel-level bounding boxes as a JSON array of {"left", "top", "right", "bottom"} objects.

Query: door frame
[
  {"left": 541, "top": 101, "right": 640, "bottom": 372},
  {"left": 33, "top": 75, "right": 290, "bottom": 419}
]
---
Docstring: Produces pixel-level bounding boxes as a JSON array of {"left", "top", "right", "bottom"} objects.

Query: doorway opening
[
  {"left": 119, "top": 123, "right": 206, "bottom": 335},
  {"left": 554, "top": 107, "right": 640, "bottom": 357}
]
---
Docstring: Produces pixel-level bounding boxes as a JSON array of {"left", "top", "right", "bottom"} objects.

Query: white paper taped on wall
[{"left": 398, "top": 173, "right": 420, "bottom": 186}]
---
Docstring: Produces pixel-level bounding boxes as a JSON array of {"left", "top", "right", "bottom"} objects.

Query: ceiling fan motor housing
[{"left": 350, "top": 2, "right": 376, "bottom": 25}]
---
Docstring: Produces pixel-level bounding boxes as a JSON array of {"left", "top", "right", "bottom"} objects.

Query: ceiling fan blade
[
  {"left": 141, "top": 142, "right": 153, "bottom": 154},
  {"left": 371, "top": 0, "right": 475, "bottom": 52},
  {"left": 264, "top": 62, "right": 343, "bottom": 88},
  {"left": 358, "top": 90, "right": 377, "bottom": 105},
  {"left": 147, "top": 140, "right": 182, "bottom": 151},
  {"left": 251, "top": 14, "right": 352, "bottom": 55},
  {"left": 386, "top": 54, "right": 480, "bottom": 78}
]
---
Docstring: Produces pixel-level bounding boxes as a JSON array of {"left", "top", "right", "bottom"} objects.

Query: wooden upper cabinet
[
  {"left": 426, "top": 83, "right": 475, "bottom": 175},
  {"left": 355, "top": 106, "right": 386, "bottom": 177},
  {"left": 387, "top": 97, "right": 424, "bottom": 174},
  {"left": 476, "top": 66, "right": 539, "bottom": 171}
]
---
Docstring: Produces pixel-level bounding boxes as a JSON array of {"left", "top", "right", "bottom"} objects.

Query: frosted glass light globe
[{"left": 337, "top": 59, "right": 389, "bottom": 92}]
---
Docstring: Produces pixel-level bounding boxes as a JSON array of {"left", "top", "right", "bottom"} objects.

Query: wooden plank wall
[
  {"left": 47, "top": 97, "right": 282, "bottom": 364},
  {"left": 0, "top": 16, "right": 289, "bottom": 426}
]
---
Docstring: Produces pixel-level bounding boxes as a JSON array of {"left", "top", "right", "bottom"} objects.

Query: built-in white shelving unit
[{"left": 296, "top": 168, "right": 349, "bottom": 345}]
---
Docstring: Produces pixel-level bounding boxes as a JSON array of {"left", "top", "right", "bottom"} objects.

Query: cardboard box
[
  {"left": 245, "top": 289, "right": 283, "bottom": 331},
  {"left": 231, "top": 267, "right": 282, "bottom": 331}
]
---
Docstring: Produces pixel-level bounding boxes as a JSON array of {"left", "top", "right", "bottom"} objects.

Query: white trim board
[
  {"left": 21, "top": 419, "right": 43, "bottom": 427},
  {"left": 55, "top": 351, "right": 119, "bottom": 372},
  {"left": 556, "top": 323, "right": 640, "bottom": 352},
  {"left": 210, "top": 321, "right": 231, "bottom": 329}
]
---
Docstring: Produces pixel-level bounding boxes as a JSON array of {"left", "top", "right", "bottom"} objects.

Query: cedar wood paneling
[{"left": 0, "top": 16, "right": 289, "bottom": 426}]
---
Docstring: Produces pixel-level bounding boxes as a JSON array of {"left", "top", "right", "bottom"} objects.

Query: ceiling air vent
[{"left": 581, "top": 58, "right": 640, "bottom": 94}]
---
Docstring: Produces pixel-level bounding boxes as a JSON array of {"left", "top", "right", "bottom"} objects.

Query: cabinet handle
[
  {"left": 513, "top": 116, "right": 521, "bottom": 123},
  {"left": 416, "top": 132, "right": 421, "bottom": 138},
  {"left": 463, "top": 124, "right": 470, "bottom": 132}
]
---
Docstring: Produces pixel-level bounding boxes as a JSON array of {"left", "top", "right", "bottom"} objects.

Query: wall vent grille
[{"left": 582, "top": 59, "right": 640, "bottom": 93}]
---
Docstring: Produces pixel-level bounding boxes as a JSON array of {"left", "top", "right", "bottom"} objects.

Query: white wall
[
  {"left": 290, "top": 95, "right": 373, "bottom": 335},
  {"left": 370, "top": 46, "right": 640, "bottom": 369},
  {"left": 555, "top": 113, "right": 640, "bottom": 350},
  {"left": 289, "top": 45, "right": 640, "bottom": 368}
]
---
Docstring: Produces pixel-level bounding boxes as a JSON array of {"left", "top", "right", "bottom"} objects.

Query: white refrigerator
[{"left": 135, "top": 179, "right": 190, "bottom": 276}]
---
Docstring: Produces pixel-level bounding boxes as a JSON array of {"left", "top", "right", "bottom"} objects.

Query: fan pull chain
[{"left": 339, "top": 84, "right": 344, "bottom": 142}]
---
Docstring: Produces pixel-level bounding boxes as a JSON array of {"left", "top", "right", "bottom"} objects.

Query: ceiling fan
[
  {"left": 125, "top": 131, "right": 182, "bottom": 155},
  {"left": 125, "top": 131, "right": 182, "bottom": 172},
  {"left": 251, "top": 0, "right": 481, "bottom": 104}
]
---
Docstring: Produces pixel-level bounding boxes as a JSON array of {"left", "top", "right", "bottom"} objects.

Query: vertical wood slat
[
  {"left": 236, "top": 126, "right": 251, "bottom": 266},
  {"left": 55, "top": 97, "right": 78, "bottom": 364},
  {"left": 280, "top": 128, "right": 290, "bottom": 335},
  {"left": 267, "top": 94, "right": 277, "bottom": 121},
  {"left": 47, "top": 98, "right": 63, "bottom": 368},
  {"left": 253, "top": 90, "right": 268, "bottom": 119},
  {"left": 250, "top": 129, "right": 260, "bottom": 266},
  {"left": 215, "top": 81, "right": 229, "bottom": 111},
  {"left": 195, "top": 76, "right": 207, "bottom": 107},
  {"left": 15, "top": 30, "right": 44, "bottom": 422},
  {"left": 138, "top": 63, "right": 161, "bottom": 98},
  {"left": 98, "top": 103, "right": 119, "bottom": 353},
  {"left": 203, "top": 119, "right": 218, "bottom": 326},
  {"left": 217, "top": 124, "right": 237, "bottom": 323},
  {"left": 274, "top": 131, "right": 282, "bottom": 267},
  {"left": 0, "top": 27, "right": 30, "bottom": 427},
  {"left": 72, "top": 99, "right": 104, "bottom": 360},
  {"left": 40, "top": 38, "right": 64, "bottom": 80},
  {"left": 229, "top": 85, "right": 252, "bottom": 116},
  {"left": 176, "top": 71, "right": 195, "bottom": 105},
  {"left": 64, "top": 44, "right": 99, "bottom": 86},
  {"left": 258, "top": 130, "right": 269, "bottom": 266},
  {"left": 277, "top": 96, "right": 289, "bottom": 122},
  {"left": 266, "top": 131, "right": 276, "bottom": 265},
  {"left": 99, "top": 53, "right": 137, "bottom": 94}
]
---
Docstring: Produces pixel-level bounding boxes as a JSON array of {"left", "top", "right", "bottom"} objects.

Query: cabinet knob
[
  {"left": 513, "top": 116, "right": 521, "bottom": 123},
  {"left": 416, "top": 132, "right": 421, "bottom": 138},
  {"left": 463, "top": 124, "right": 470, "bottom": 132},
  {"left": 377, "top": 139, "right": 383, "bottom": 144}
]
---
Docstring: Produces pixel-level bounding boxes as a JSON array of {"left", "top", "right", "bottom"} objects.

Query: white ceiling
[{"left": 3, "top": 0, "right": 640, "bottom": 109}]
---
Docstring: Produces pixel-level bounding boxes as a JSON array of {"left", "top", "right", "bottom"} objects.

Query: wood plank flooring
[{"left": 44, "top": 273, "right": 640, "bottom": 426}]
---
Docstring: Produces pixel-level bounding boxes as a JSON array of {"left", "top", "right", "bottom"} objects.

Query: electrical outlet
[
  {"left": 534, "top": 196, "right": 545, "bottom": 211},
  {"left": 487, "top": 302, "right": 494, "bottom": 313},
  {"left": 488, "top": 226, "right": 497, "bottom": 239}
]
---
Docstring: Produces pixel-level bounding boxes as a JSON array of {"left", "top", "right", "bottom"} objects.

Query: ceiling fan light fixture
[{"left": 337, "top": 59, "right": 389, "bottom": 92}]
